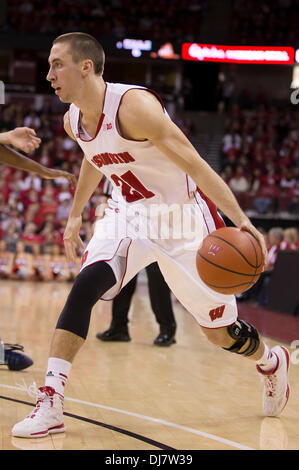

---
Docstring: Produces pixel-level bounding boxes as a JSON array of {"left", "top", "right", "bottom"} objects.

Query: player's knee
[
  {"left": 56, "top": 261, "right": 116, "bottom": 339},
  {"left": 223, "top": 319, "right": 260, "bottom": 356},
  {"left": 201, "top": 318, "right": 260, "bottom": 356},
  {"left": 72, "top": 261, "right": 116, "bottom": 305}
]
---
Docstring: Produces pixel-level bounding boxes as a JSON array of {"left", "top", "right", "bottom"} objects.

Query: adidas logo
[{"left": 46, "top": 371, "right": 55, "bottom": 377}]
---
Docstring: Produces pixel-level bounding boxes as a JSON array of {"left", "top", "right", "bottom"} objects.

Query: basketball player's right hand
[
  {"left": 63, "top": 216, "right": 85, "bottom": 262},
  {"left": 239, "top": 220, "right": 268, "bottom": 269},
  {"left": 7, "top": 127, "right": 41, "bottom": 153},
  {"left": 43, "top": 168, "right": 77, "bottom": 188}
]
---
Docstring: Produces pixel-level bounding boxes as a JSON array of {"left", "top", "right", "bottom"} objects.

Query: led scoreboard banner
[
  {"left": 182, "top": 43, "right": 294, "bottom": 65},
  {"left": 114, "top": 38, "right": 181, "bottom": 59},
  {"left": 109, "top": 38, "right": 295, "bottom": 65}
]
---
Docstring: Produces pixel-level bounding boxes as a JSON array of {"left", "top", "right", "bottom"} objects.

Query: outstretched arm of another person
[
  {"left": 0, "top": 127, "right": 41, "bottom": 153},
  {"left": 0, "top": 128, "right": 76, "bottom": 187}
]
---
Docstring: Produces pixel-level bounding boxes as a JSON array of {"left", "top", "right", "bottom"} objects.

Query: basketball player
[{"left": 12, "top": 33, "right": 289, "bottom": 438}]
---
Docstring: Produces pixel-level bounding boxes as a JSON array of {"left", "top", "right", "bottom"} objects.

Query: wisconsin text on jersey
[{"left": 91, "top": 151, "right": 135, "bottom": 169}]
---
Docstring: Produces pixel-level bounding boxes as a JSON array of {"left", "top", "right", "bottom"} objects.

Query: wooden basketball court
[{"left": 0, "top": 277, "right": 298, "bottom": 450}]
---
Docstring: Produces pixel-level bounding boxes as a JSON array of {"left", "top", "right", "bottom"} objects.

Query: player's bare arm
[
  {"left": 118, "top": 90, "right": 267, "bottom": 263},
  {"left": 63, "top": 112, "right": 103, "bottom": 260},
  {"left": 0, "top": 127, "right": 41, "bottom": 153},
  {"left": 0, "top": 130, "right": 76, "bottom": 187}
]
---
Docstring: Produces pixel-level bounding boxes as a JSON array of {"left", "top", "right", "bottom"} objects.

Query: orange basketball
[{"left": 196, "top": 227, "right": 264, "bottom": 295}]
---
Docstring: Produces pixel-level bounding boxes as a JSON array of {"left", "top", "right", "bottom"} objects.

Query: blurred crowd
[
  {"left": 3, "top": 0, "right": 299, "bottom": 49},
  {"left": 220, "top": 103, "right": 299, "bottom": 216},
  {"left": 2, "top": 0, "right": 206, "bottom": 43},
  {"left": 228, "top": 0, "right": 299, "bottom": 47},
  {"left": 260, "top": 226, "right": 299, "bottom": 263}
]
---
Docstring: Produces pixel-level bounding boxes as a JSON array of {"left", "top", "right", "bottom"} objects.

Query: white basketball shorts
[{"left": 80, "top": 199, "right": 238, "bottom": 329}]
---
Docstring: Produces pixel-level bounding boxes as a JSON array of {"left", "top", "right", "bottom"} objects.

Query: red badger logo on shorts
[{"left": 209, "top": 305, "right": 225, "bottom": 321}]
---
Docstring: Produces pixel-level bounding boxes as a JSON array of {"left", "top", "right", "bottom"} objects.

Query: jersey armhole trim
[
  {"left": 115, "top": 88, "right": 165, "bottom": 143},
  {"left": 67, "top": 109, "right": 78, "bottom": 141}
]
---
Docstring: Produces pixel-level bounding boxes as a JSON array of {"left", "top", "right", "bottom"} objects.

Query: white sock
[
  {"left": 256, "top": 343, "right": 278, "bottom": 372},
  {"left": 45, "top": 357, "right": 71, "bottom": 396}
]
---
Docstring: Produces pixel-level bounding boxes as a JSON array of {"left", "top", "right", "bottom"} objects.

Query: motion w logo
[{"left": 209, "top": 305, "right": 225, "bottom": 321}]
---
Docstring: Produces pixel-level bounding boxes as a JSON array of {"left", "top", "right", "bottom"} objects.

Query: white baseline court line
[{"left": 0, "top": 382, "right": 253, "bottom": 450}]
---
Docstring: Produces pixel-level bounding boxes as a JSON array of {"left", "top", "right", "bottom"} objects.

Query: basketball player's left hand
[
  {"left": 8, "top": 127, "right": 41, "bottom": 153},
  {"left": 43, "top": 168, "right": 77, "bottom": 188},
  {"left": 239, "top": 221, "right": 268, "bottom": 269},
  {"left": 63, "top": 215, "right": 85, "bottom": 262}
]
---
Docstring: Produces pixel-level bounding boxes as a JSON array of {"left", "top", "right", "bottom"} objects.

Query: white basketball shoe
[
  {"left": 256, "top": 346, "right": 290, "bottom": 417},
  {"left": 12, "top": 386, "right": 65, "bottom": 438}
]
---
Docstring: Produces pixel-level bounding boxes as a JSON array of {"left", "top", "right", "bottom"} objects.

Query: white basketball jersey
[{"left": 68, "top": 82, "right": 197, "bottom": 211}]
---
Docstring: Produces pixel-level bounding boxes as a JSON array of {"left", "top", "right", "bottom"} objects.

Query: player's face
[{"left": 46, "top": 43, "right": 82, "bottom": 103}]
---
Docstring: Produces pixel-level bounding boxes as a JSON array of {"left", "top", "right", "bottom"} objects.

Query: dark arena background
[{"left": 0, "top": 0, "right": 299, "bottom": 454}]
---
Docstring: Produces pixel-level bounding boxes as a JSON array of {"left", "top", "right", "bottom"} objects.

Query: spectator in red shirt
[
  {"left": 40, "top": 193, "right": 58, "bottom": 220},
  {"left": 20, "top": 222, "right": 45, "bottom": 253},
  {"left": 21, "top": 188, "right": 40, "bottom": 210}
]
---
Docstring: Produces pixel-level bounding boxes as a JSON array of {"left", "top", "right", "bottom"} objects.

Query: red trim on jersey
[
  {"left": 194, "top": 191, "right": 210, "bottom": 234},
  {"left": 115, "top": 87, "right": 165, "bottom": 142},
  {"left": 145, "top": 88, "right": 165, "bottom": 110},
  {"left": 196, "top": 187, "right": 225, "bottom": 231},
  {"left": 77, "top": 83, "right": 107, "bottom": 142},
  {"left": 78, "top": 112, "right": 105, "bottom": 142}
]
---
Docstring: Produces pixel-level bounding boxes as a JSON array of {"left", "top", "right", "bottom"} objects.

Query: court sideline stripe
[
  {"left": 0, "top": 383, "right": 253, "bottom": 450},
  {"left": 0, "top": 393, "right": 175, "bottom": 450}
]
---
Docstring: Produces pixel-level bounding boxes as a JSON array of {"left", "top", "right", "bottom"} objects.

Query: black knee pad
[
  {"left": 223, "top": 318, "right": 260, "bottom": 357},
  {"left": 56, "top": 261, "right": 116, "bottom": 339}
]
